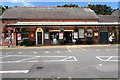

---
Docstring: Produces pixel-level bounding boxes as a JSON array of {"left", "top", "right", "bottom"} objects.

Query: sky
[{"left": 0, "top": 1, "right": 119, "bottom": 9}]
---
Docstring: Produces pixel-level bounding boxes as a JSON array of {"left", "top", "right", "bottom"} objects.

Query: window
[
  {"left": 21, "top": 28, "right": 28, "bottom": 40},
  {"left": 87, "top": 28, "right": 92, "bottom": 37},
  {"left": 79, "top": 29, "right": 85, "bottom": 38},
  {"left": 5, "top": 30, "right": 8, "bottom": 38},
  {"left": 11, "top": 30, "right": 13, "bottom": 33}
]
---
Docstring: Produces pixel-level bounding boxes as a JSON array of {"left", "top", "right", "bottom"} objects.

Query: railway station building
[{"left": 0, "top": 7, "right": 119, "bottom": 46}]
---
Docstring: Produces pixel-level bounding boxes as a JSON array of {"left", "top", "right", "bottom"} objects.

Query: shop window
[
  {"left": 6, "top": 30, "right": 8, "bottom": 33},
  {"left": 5, "top": 30, "right": 8, "bottom": 38},
  {"left": 21, "top": 28, "right": 28, "bottom": 40},
  {"left": 79, "top": 29, "right": 85, "bottom": 38},
  {"left": 11, "top": 30, "right": 13, "bottom": 33},
  {"left": 87, "top": 28, "right": 92, "bottom": 37},
  {"left": 6, "top": 34, "right": 8, "bottom": 37}
]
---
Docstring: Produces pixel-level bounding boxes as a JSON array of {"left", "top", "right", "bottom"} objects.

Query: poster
[
  {"left": 17, "top": 33, "right": 22, "bottom": 40},
  {"left": 74, "top": 32, "right": 78, "bottom": 39},
  {"left": 94, "top": 32, "right": 98, "bottom": 36},
  {"left": 79, "top": 29, "right": 85, "bottom": 38},
  {"left": 59, "top": 33, "right": 63, "bottom": 39},
  {"left": 45, "top": 33, "right": 49, "bottom": 39}
]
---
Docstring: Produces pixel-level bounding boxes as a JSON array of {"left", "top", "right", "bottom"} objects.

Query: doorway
[
  {"left": 100, "top": 32, "right": 108, "bottom": 44},
  {"left": 36, "top": 28, "right": 43, "bottom": 45},
  {"left": 64, "top": 31, "right": 72, "bottom": 44},
  {"left": 50, "top": 32, "right": 59, "bottom": 44},
  {"left": 37, "top": 32, "right": 42, "bottom": 45}
]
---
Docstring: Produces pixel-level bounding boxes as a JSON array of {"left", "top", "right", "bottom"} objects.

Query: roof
[
  {"left": 111, "top": 10, "right": 120, "bottom": 16},
  {"left": 98, "top": 15, "right": 119, "bottom": 22},
  {"left": 1, "top": 7, "right": 99, "bottom": 20}
]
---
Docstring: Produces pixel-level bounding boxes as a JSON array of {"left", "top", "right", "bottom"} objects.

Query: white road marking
[
  {"left": 0, "top": 55, "right": 77, "bottom": 63},
  {"left": 6, "top": 52, "right": 13, "bottom": 54},
  {"left": 0, "top": 70, "right": 29, "bottom": 73},
  {"left": 73, "top": 56, "right": 77, "bottom": 61},
  {"left": 57, "top": 51, "right": 61, "bottom": 53},
  {"left": 18, "top": 52, "right": 22, "bottom": 54},
  {"left": 0, "top": 55, "right": 11, "bottom": 58},
  {"left": 96, "top": 56, "right": 120, "bottom": 62},
  {"left": 96, "top": 49, "right": 100, "bottom": 52},
  {"left": 82, "top": 48, "right": 86, "bottom": 51},
  {"left": 6, "top": 53, "right": 10, "bottom": 54},
  {"left": 105, "top": 49, "right": 109, "bottom": 51},
  {"left": 99, "top": 64, "right": 102, "bottom": 66},
  {"left": 27, "top": 61, "right": 38, "bottom": 62},
  {"left": 15, "top": 56, "right": 39, "bottom": 62},
  {"left": 44, "top": 56, "right": 77, "bottom": 62},
  {"left": 66, "top": 47, "right": 72, "bottom": 53},
  {"left": 115, "top": 49, "right": 118, "bottom": 51},
  {"left": 32, "top": 51, "right": 37, "bottom": 54},
  {"left": 45, "top": 51, "right": 49, "bottom": 53}
]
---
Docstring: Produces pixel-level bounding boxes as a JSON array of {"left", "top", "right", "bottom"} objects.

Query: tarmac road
[{"left": 0, "top": 45, "right": 119, "bottom": 79}]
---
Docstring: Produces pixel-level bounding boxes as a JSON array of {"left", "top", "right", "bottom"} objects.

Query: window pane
[{"left": 79, "top": 29, "right": 84, "bottom": 38}]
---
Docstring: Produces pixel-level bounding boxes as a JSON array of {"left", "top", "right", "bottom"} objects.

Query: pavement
[
  {"left": 0, "top": 44, "right": 119, "bottom": 79},
  {"left": 1, "top": 44, "right": 119, "bottom": 49}
]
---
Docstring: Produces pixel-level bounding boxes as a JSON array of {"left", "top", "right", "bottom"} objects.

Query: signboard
[
  {"left": 79, "top": 29, "right": 84, "bottom": 38},
  {"left": 74, "top": 32, "right": 78, "bottom": 39},
  {"left": 45, "top": 33, "right": 49, "bottom": 39},
  {"left": 59, "top": 33, "right": 63, "bottom": 39},
  {"left": 94, "top": 32, "right": 98, "bottom": 36},
  {"left": 17, "top": 33, "right": 22, "bottom": 40}
]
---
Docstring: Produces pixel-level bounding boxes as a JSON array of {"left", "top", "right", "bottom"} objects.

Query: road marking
[
  {"left": 99, "top": 64, "right": 102, "bottom": 66},
  {"left": 45, "top": 51, "right": 49, "bottom": 53},
  {"left": 82, "top": 48, "right": 86, "bottom": 51},
  {"left": 6, "top": 53, "right": 10, "bottom": 54},
  {"left": 1, "top": 55, "right": 71, "bottom": 57},
  {"left": 18, "top": 52, "right": 22, "bottom": 54},
  {"left": 15, "top": 56, "right": 39, "bottom": 62},
  {"left": 0, "top": 55, "right": 77, "bottom": 63},
  {"left": 0, "top": 70, "right": 29, "bottom": 74},
  {"left": 57, "top": 51, "right": 61, "bottom": 53},
  {"left": 32, "top": 51, "right": 37, "bottom": 54},
  {"left": 115, "top": 49, "right": 118, "bottom": 51},
  {"left": 27, "top": 61, "right": 38, "bottom": 62},
  {"left": 96, "top": 56, "right": 120, "bottom": 62},
  {"left": 96, "top": 49, "right": 100, "bottom": 52},
  {"left": 105, "top": 49, "right": 109, "bottom": 51},
  {"left": 0, "top": 55, "right": 11, "bottom": 58},
  {"left": 5, "top": 51, "right": 13, "bottom": 54},
  {"left": 44, "top": 56, "right": 77, "bottom": 62},
  {"left": 66, "top": 47, "right": 72, "bottom": 53}
]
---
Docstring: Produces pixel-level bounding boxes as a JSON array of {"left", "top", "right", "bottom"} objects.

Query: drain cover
[{"left": 37, "top": 66, "right": 43, "bottom": 69}]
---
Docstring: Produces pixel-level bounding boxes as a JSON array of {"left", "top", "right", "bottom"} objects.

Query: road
[{"left": 0, "top": 45, "right": 119, "bottom": 79}]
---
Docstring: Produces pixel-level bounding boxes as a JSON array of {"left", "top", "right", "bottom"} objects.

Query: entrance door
[
  {"left": 50, "top": 32, "right": 59, "bottom": 44},
  {"left": 64, "top": 31, "right": 72, "bottom": 43},
  {"left": 37, "top": 32, "right": 42, "bottom": 45},
  {"left": 100, "top": 32, "right": 108, "bottom": 44}
]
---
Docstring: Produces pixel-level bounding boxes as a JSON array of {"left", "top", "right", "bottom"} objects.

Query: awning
[{"left": 6, "top": 22, "right": 120, "bottom": 27}]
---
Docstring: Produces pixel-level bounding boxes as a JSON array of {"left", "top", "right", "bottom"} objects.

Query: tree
[
  {"left": 0, "top": 6, "right": 9, "bottom": 15},
  {"left": 89, "top": 4, "right": 113, "bottom": 15},
  {"left": 57, "top": 4, "right": 79, "bottom": 7}
]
